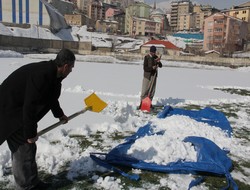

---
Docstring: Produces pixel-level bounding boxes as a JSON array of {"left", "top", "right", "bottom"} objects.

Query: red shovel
[{"left": 140, "top": 72, "right": 157, "bottom": 112}]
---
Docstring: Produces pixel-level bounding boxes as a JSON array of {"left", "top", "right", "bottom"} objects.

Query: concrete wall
[
  {"left": 0, "top": 34, "right": 91, "bottom": 53},
  {"left": 162, "top": 54, "right": 250, "bottom": 68}
]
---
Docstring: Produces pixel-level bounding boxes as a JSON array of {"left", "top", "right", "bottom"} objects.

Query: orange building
[{"left": 203, "top": 13, "right": 248, "bottom": 54}]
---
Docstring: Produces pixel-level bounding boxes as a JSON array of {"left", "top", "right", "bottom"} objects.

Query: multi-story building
[
  {"left": 131, "top": 17, "right": 161, "bottom": 37},
  {"left": 77, "top": 0, "right": 133, "bottom": 14},
  {"left": 203, "top": 12, "right": 248, "bottom": 54},
  {"left": 64, "top": 14, "right": 93, "bottom": 26},
  {"left": 95, "top": 19, "right": 118, "bottom": 33},
  {"left": 178, "top": 12, "right": 195, "bottom": 31},
  {"left": 88, "top": 0, "right": 105, "bottom": 22},
  {"left": 125, "top": 1, "right": 151, "bottom": 35},
  {"left": 113, "top": 12, "right": 125, "bottom": 34},
  {"left": 193, "top": 4, "right": 219, "bottom": 32},
  {"left": 150, "top": 8, "right": 170, "bottom": 36},
  {"left": 222, "top": 2, "right": 250, "bottom": 40},
  {"left": 105, "top": 7, "right": 122, "bottom": 19},
  {"left": 119, "top": 0, "right": 135, "bottom": 10},
  {"left": 77, "top": 0, "right": 90, "bottom": 14},
  {"left": 170, "top": 0, "right": 193, "bottom": 32}
]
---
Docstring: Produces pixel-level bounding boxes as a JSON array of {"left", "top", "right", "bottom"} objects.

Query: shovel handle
[
  {"left": 148, "top": 72, "right": 157, "bottom": 97},
  {"left": 38, "top": 107, "right": 91, "bottom": 136}
]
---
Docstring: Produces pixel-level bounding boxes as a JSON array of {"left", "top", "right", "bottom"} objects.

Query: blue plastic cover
[
  {"left": 157, "top": 106, "right": 232, "bottom": 137},
  {"left": 90, "top": 106, "right": 237, "bottom": 190}
]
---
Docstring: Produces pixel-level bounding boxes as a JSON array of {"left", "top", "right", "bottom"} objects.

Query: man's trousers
[{"left": 7, "top": 128, "right": 39, "bottom": 190}]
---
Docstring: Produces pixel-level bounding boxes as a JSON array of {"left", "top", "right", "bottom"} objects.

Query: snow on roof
[
  {"left": 143, "top": 44, "right": 165, "bottom": 48},
  {"left": 205, "top": 50, "right": 220, "bottom": 54}
]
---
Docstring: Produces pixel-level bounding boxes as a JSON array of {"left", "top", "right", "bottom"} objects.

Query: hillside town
[{"left": 0, "top": 0, "right": 250, "bottom": 58}]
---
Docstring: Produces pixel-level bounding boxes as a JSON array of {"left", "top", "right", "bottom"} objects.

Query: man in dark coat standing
[
  {"left": 139, "top": 45, "right": 162, "bottom": 109},
  {"left": 0, "top": 48, "right": 75, "bottom": 190}
]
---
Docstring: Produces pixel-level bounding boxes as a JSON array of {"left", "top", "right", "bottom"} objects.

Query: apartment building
[
  {"left": 131, "top": 17, "right": 161, "bottom": 37},
  {"left": 222, "top": 2, "right": 250, "bottom": 39},
  {"left": 150, "top": 8, "right": 170, "bottom": 36},
  {"left": 105, "top": 7, "right": 122, "bottom": 19},
  {"left": 178, "top": 13, "right": 195, "bottom": 31},
  {"left": 119, "top": 0, "right": 135, "bottom": 10},
  {"left": 113, "top": 12, "right": 125, "bottom": 34},
  {"left": 77, "top": 0, "right": 91, "bottom": 14},
  {"left": 170, "top": 0, "right": 193, "bottom": 32},
  {"left": 125, "top": 1, "right": 151, "bottom": 35},
  {"left": 88, "top": 0, "right": 105, "bottom": 22},
  {"left": 170, "top": 1, "right": 219, "bottom": 32},
  {"left": 203, "top": 13, "right": 248, "bottom": 54},
  {"left": 193, "top": 5, "right": 219, "bottom": 32},
  {"left": 95, "top": 19, "right": 118, "bottom": 33}
]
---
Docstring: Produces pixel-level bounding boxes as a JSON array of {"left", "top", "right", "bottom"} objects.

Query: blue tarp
[
  {"left": 90, "top": 106, "right": 237, "bottom": 190},
  {"left": 158, "top": 106, "right": 232, "bottom": 137},
  {"left": 173, "top": 33, "right": 204, "bottom": 40}
]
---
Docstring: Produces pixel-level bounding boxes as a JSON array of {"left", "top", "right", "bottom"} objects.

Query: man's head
[
  {"left": 150, "top": 45, "right": 157, "bottom": 54},
  {"left": 55, "top": 48, "right": 75, "bottom": 78}
]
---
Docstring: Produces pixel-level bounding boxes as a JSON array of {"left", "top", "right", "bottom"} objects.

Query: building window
[
  {"left": 208, "top": 21, "right": 213, "bottom": 26},
  {"left": 215, "top": 20, "right": 223, "bottom": 24},
  {"left": 214, "top": 28, "right": 222, "bottom": 32},
  {"left": 207, "top": 36, "right": 213, "bottom": 40},
  {"left": 243, "top": 10, "right": 246, "bottom": 14},
  {"left": 214, "top": 35, "right": 222, "bottom": 40}
]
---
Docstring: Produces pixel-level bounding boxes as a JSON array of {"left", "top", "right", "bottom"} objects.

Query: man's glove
[{"left": 60, "top": 115, "right": 69, "bottom": 124}]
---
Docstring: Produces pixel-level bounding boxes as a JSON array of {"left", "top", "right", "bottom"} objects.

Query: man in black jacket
[
  {"left": 0, "top": 48, "right": 75, "bottom": 189},
  {"left": 139, "top": 45, "right": 162, "bottom": 109}
]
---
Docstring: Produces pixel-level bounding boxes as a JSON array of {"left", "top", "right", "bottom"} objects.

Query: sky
[
  {"left": 0, "top": 24, "right": 250, "bottom": 189},
  {"left": 145, "top": 0, "right": 248, "bottom": 10}
]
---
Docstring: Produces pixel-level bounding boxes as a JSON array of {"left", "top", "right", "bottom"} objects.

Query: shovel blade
[
  {"left": 84, "top": 93, "right": 107, "bottom": 112},
  {"left": 140, "top": 97, "right": 151, "bottom": 112}
]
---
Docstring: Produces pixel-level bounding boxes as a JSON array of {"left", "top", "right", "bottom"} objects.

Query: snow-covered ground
[{"left": 0, "top": 50, "right": 250, "bottom": 189}]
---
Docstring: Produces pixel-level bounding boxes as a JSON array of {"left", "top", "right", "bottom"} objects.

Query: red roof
[{"left": 143, "top": 40, "right": 180, "bottom": 50}]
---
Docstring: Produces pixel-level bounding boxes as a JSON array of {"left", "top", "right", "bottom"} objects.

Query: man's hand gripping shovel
[{"left": 38, "top": 93, "right": 107, "bottom": 136}]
